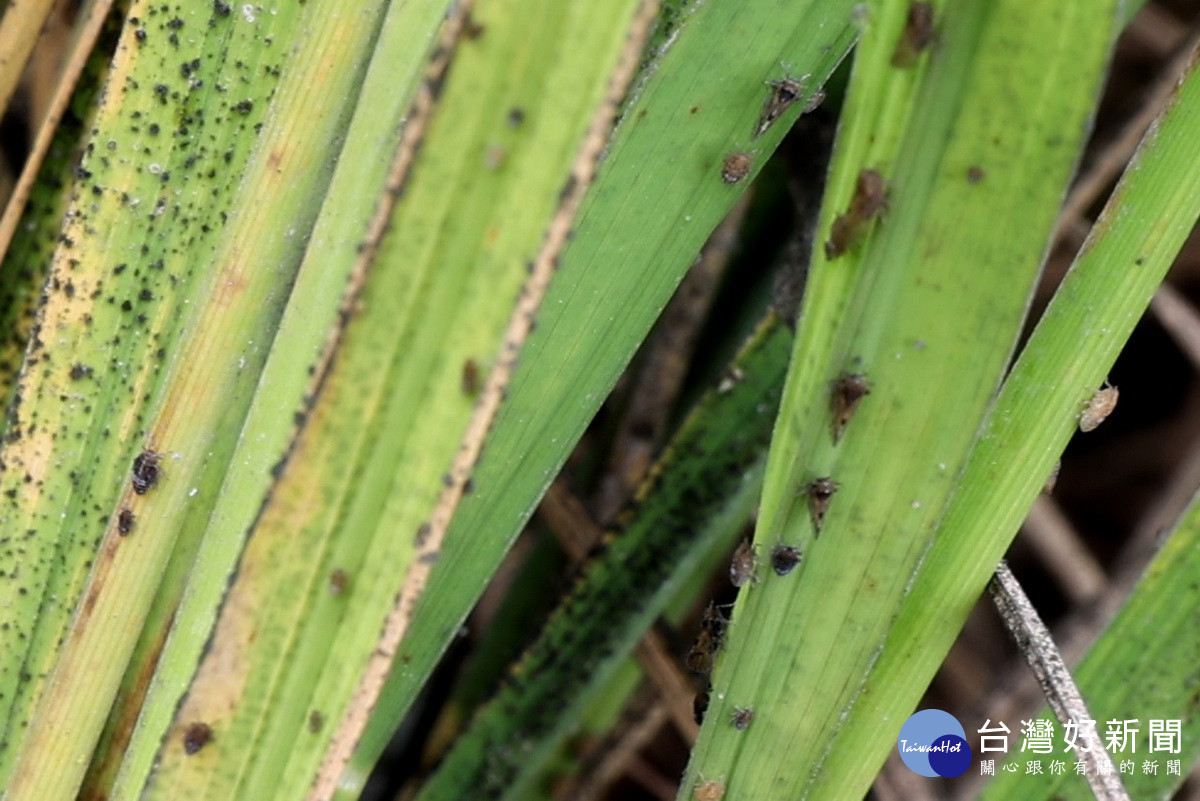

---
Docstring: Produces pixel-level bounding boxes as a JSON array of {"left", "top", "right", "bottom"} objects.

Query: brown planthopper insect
[
  {"left": 731, "top": 706, "right": 755, "bottom": 730},
  {"left": 131, "top": 450, "right": 162, "bottom": 494},
  {"left": 1079, "top": 384, "right": 1118, "bottom": 432},
  {"left": 770, "top": 542, "right": 803, "bottom": 576},
  {"left": 831, "top": 371, "right": 871, "bottom": 442},
  {"left": 825, "top": 169, "right": 889, "bottom": 259},
  {"left": 891, "top": 2, "right": 935, "bottom": 67},
  {"left": 694, "top": 779, "right": 726, "bottom": 801},
  {"left": 182, "top": 722, "right": 213, "bottom": 755},
  {"left": 850, "top": 169, "right": 890, "bottom": 219},
  {"left": 806, "top": 477, "right": 839, "bottom": 534},
  {"left": 117, "top": 508, "right": 135, "bottom": 536},
  {"left": 754, "top": 75, "right": 805, "bottom": 139},
  {"left": 721, "top": 152, "right": 752, "bottom": 184},
  {"left": 686, "top": 602, "right": 729, "bottom": 675},
  {"left": 729, "top": 538, "right": 759, "bottom": 587},
  {"left": 329, "top": 569, "right": 349, "bottom": 596}
]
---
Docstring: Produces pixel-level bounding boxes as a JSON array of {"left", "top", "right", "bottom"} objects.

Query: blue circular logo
[{"left": 897, "top": 709, "right": 972, "bottom": 778}]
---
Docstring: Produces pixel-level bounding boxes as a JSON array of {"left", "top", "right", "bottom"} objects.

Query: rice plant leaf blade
[
  {"left": 679, "top": 0, "right": 1124, "bottom": 798},
  {"left": 342, "top": 2, "right": 859, "bottom": 789},
  {"left": 857, "top": 36, "right": 1200, "bottom": 799},
  {"left": 126, "top": 1, "right": 647, "bottom": 798},
  {"left": 0, "top": 0, "right": 395, "bottom": 796},
  {"left": 414, "top": 319, "right": 789, "bottom": 801}
]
